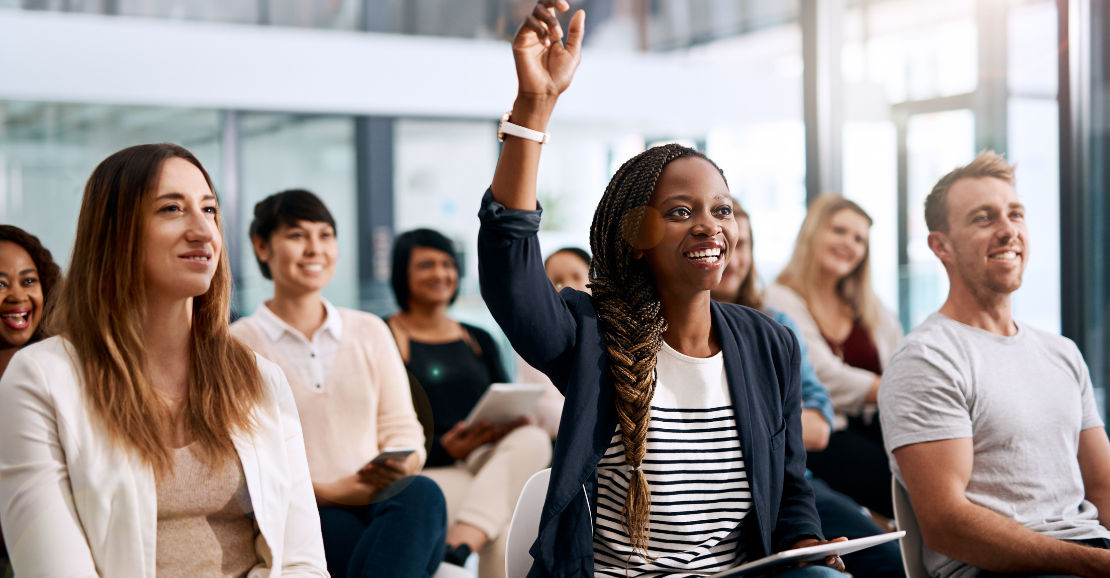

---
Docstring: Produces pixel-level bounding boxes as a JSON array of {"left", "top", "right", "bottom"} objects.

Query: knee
[
  {"left": 501, "top": 425, "right": 552, "bottom": 461},
  {"left": 390, "top": 476, "right": 447, "bottom": 519}
]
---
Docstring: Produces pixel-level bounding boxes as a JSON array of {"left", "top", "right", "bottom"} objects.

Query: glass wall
[
  {"left": 238, "top": 113, "right": 359, "bottom": 315},
  {"left": 0, "top": 101, "right": 222, "bottom": 269},
  {"left": 839, "top": 0, "right": 1061, "bottom": 334}
]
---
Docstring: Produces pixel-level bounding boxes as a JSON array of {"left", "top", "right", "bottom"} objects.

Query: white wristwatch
[{"left": 498, "top": 111, "right": 550, "bottom": 144}]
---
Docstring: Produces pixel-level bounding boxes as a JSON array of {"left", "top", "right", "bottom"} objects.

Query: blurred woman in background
[
  {"left": 711, "top": 201, "right": 906, "bottom": 578},
  {"left": 232, "top": 189, "right": 446, "bottom": 578},
  {"left": 0, "top": 225, "right": 62, "bottom": 572},
  {"left": 388, "top": 228, "right": 551, "bottom": 578},
  {"left": 764, "top": 193, "right": 903, "bottom": 520},
  {"left": 0, "top": 143, "right": 328, "bottom": 577}
]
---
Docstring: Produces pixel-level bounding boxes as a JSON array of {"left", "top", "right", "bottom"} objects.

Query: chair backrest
[
  {"left": 505, "top": 468, "right": 552, "bottom": 578},
  {"left": 892, "top": 477, "right": 931, "bottom": 578}
]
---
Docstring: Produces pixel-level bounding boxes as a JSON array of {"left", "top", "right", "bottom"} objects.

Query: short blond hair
[{"left": 925, "top": 150, "right": 1016, "bottom": 233}]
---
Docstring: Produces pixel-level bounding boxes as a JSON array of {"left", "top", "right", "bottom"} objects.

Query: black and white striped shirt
[{"left": 593, "top": 342, "right": 752, "bottom": 577}]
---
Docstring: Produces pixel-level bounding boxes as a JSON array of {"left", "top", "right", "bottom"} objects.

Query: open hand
[
  {"left": 790, "top": 536, "right": 847, "bottom": 573},
  {"left": 513, "top": 0, "right": 585, "bottom": 101}
]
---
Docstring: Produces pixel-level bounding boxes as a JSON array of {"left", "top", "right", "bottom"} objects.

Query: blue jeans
[
  {"left": 810, "top": 476, "right": 905, "bottom": 578},
  {"left": 318, "top": 475, "right": 448, "bottom": 578}
]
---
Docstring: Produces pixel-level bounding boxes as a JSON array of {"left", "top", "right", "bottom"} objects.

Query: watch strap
[{"left": 498, "top": 111, "right": 550, "bottom": 144}]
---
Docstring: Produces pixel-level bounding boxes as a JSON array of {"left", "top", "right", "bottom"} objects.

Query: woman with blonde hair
[
  {"left": 0, "top": 143, "right": 328, "bottom": 577},
  {"left": 764, "top": 193, "right": 903, "bottom": 520}
]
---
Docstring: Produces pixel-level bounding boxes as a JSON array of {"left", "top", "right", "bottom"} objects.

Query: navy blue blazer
[{"left": 477, "top": 190, "right": 822, "bottom": 578}]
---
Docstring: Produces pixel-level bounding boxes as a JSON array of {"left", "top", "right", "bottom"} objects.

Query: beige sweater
[
  {"left": 763, "top": 283, "right": 903, "bottom": 430},
  {"left": 231, "top": 307, "right": 426, "bottom": 484}
]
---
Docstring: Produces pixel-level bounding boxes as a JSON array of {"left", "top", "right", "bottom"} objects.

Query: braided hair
[{"left": 588, "top": 143, "right": 727, "bottom": 559}]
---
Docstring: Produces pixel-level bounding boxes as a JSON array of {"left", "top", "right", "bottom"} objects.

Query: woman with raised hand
[
  {"left": 478, "top": 2, "right": 845, "bottom": 576},
  {"left": 0, "top": 225, "right": 62, "bottom": 572},
  {"left": 0, "top": 143, "right": 328, "bottom": 578},
  {"left": 764, "top": 194, "right": 903, "bottom": 520},
  {"left": 231, "top": 190, "right": 447, "bottom": 578},
  {"left": 710, "top": 202, "right": 906, "bottom": 578}
]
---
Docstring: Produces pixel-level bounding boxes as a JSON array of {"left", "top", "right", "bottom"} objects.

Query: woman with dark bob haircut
[
  {"left": 0, "top": 143, "right": 328, "bottom": 577},
  {"left": 478, "top": 1, "right": 849, "bottom": 577},
  {"left": 387, "top": 228, "right": 552, "bottom": 578}
]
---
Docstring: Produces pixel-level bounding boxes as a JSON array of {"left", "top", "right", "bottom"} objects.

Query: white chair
[
  {"left": 505, "top": 468, "right": 552, "bottom": 578},
  {"left": 434, "top": 559, "right": 475, "bottom": 578},
  {"left": 891, "top": 478, "right": 930, "bottom": 578}
]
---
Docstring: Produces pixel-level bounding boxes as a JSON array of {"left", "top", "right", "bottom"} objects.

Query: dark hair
[
  {"left": 391, "top": 228, "right": 461, "bottom": 311},
  {"left": 0, "top": 225, "right": 62, "bottom": 344},
  {"left": 248, "top": 189, "right": 337, "bottom": 280},
  {"left": 546, "top": 247, "right": 592, "bottom": 269},
  {"left": 589, "top": 143, "right": 726, "bottom": 558}
]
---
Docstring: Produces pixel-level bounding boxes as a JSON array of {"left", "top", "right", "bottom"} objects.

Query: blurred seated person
[
  {"left": 230, "top": 190, "right": 446, "bottom": 578},
  {"left": 710, "top": 202, "right": 905, "bottom": 578},
  {"left": 880, "top": 152, "right": 1110, "bottom": 578},
  {"left": 0, "top": 225, "right": 62, "bottom": 567},
  {"left": 513, "top": 247, "right": 591, "bottom": 438},
  {"left": 764, "top": 194, "right": 903, "bottom": 519},
  {"left": 387, "top": 228, "right": 552, "bottom": 578}
]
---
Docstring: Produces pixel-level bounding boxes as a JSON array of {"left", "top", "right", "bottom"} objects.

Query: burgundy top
[{"left": 824, "top": 320, "right": 883, "bottom": 375}]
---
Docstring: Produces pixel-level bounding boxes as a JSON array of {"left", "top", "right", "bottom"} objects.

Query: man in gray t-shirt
[{"left": 879, "top": 151, "right": 1110, "bottom": 578}]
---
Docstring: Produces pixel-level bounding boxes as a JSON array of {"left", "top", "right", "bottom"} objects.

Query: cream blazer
[
  {"left": 0, "top": 336, "right": 329, "bottom": 578},
  {"left": 763, "top": 283, "right": 904, "bottom": 430}
]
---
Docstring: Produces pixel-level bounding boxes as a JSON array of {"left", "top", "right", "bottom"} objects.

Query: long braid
[{"left": 587, "top": 143, "right": 721, "bottom": 560}]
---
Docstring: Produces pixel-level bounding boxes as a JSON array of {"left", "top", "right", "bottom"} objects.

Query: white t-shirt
[
  {"left": 593, "top": 342, "right": 751, "bottom": 577},
  {"left": 879, "top": 312, "right": 1110, "bottom": 578}
]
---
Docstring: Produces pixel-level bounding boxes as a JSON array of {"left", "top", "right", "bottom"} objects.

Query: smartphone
[{"left": 366, "top": 447, "right": 418, "bottom": 468}]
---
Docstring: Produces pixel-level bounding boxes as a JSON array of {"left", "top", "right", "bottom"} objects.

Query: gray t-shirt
[{"left": 879, "top": 312, "right": 1109, "bottom": 578}]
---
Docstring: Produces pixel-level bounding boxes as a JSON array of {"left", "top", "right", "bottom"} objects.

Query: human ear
[
  {"left": 251, "top": 235, "right": 272, "bottom": 263},
  {"left": 927, "top": 231, "right": 950, "bottom": 263},
  {"left": 631, "top": 249, "right": 644, "bottom": 260}
]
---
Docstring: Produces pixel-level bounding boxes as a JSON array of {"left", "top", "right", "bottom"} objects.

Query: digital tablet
[
  {"left": 707, "top": 531, "right": 906, "bottom": 577},
  {"left": 465, "top": 383, "right": 547, "bottom": 425}
]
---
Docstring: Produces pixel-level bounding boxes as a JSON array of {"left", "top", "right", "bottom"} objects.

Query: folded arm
[{"left": 895, "top": 438, "right": 1110, "bottom": 577}]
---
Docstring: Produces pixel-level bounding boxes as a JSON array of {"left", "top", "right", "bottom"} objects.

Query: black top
[
  {"left": 405, "top": 323, "right": 508, "bottom": 467},
  {"left": 476, "top": 189, "right": 822, "bottom": 578}
]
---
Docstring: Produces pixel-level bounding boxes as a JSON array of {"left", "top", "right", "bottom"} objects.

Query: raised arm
[
  {"left": 478, "top": 0, "right": 586, "bottom": 390},
  {"left": 489, "top": 0, "right": 584, "bottom": 209},
  {"left": 895, "top": 438, "right": 1110, "bottom": 577}
]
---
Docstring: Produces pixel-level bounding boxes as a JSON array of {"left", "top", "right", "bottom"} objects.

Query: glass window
[
  {"left": 0, "top": 101, "right": 222, "bottom": 269},
  {"left": 905, "top": 108, "right": 975, "bottom": 328},
  {"left": 238, "top": 114, "right": 358, "bottom": 315}
]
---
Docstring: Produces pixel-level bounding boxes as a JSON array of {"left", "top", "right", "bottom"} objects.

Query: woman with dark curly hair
[
  {"left": 0, "top": 226, "right": 61, "bottom": 574},
  {"left": 0, "top": 225, "right": 61, "bottom": 374}
]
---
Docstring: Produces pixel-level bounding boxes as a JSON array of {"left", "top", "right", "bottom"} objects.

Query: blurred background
[{"left": 0, "top": 0, "right": 1106, "bottom": 415}]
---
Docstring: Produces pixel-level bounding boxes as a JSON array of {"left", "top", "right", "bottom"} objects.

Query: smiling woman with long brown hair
[{"left": 0, "top": 143, "right": 327, "bottom": 577}]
